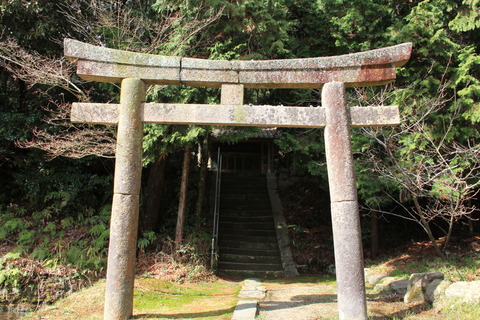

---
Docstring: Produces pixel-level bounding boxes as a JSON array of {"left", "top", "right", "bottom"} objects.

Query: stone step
[
  {"left": 222, "top": 193, "right": 270, "bottom": 201},
  {"left": 220, "top": 253, "right": 282, "bottom": 264},
  {"left": 216, "top": 173, "right": 284, "bottom": 278},
  {"left": 220, "top": 198, "right": 271, "bottom": 206},
  {"left": 221, "top": 183, "right": 267, "bottom": 189},
  {"left": 220, "top": 240, "right": 278, "bottom": 250},
  {"left": 220, "top": 209, "right": 273, "bottom": 217},
  {"left": 218, "top": 261, "right": 283, "bottom": 272},
  {"left": 221, "top": 177, "right": 267, "bottom": 184},
  {"left": 219, "top": 229, "right": 277, "bottom": 237},
  {"left": 221, "top": 191, "right": 267, "bottom": 197},
  {"left": 220, "top": 204, "right": 273, "bottom": 211},
  {"left": 221, "top": 191, "right": 267, "bottom": 198},
  {"left": 220, "top": 234, "right": 278, "bottom": 243},
  {"left": 216, "top": 269, "right": 284, "bottom": 278},
  {"left": 218, "top": 229, "right": 274, "bottom": 237},
  {"left": 219, "top": 247, "right": 280, "bottom": 256},
  {"left": 220, "top": 202, "right": 271, "bottom": 210},
  {"left": 220, "top": 185, "right": 267, "bottom": 191},
  {"left": 219, "top": 221, "right": 275, "bottom": 230},
  {"left": 220, "top": 215, "right": 273, "bottom": 223}
]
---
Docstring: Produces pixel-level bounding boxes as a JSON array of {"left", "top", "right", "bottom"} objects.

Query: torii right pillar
[{"left": 324, "top": 82, "right": 367, "bottom": 319}]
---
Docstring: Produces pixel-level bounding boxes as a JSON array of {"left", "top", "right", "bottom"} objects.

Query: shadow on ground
[
  {"left": 132, "top": 306, "right": 236, "bottom": 319},
  {"left": 257, "top": 281, "right": 433, "bottom": 320},
  {"left": 259, "top": 293, "right": 337, "bottom": 311}
]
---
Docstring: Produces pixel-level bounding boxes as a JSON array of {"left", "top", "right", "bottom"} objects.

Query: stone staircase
[{"left": 216, "top": 173, "right": 284, "bottom": 277}]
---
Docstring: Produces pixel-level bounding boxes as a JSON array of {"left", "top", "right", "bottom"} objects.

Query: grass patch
[
  {"left": 435, "top": 299, "right": 480, "bottom": 320},
  {"left": 133, "top": 279, "right": 241, "bottom": 318},
  {"left": 21, "top": 278, "right": 242, "bottom": 320},
  {"left": 366, "top": 252, "right": 480, "bottom": 282},
  {"left": 263, "top": 275, "right": 336, "bottom": 286}
]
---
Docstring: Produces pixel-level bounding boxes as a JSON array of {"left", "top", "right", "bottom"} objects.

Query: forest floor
[
  {"left": 19, "top": 278, "right": 242, "bottom": 320},
  {"left": 16, "top": 236, "right": 480, "bottom": 320},
  {"left": 256, "top": 275, "right": 479, "bottom": 320},
  {"left": 3, "top": 179, "right": 480, "bottom": 319}
]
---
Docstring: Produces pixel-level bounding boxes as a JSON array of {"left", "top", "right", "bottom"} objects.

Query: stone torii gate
[{"left": 64, "top": 39, "right": 412, "bottom": 320}]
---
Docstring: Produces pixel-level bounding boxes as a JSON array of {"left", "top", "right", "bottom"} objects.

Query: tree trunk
[
  {"left": 142, "top": 154, "right": 167, "bottom": 232},
  {"left": 370, "top": 211, "right": 379, "bottom": 258},
  {"left": 195, "top": 135, "right": 210, "bottom": 219},
  {"left": 413, "top": 196, "right": 445, "bottom": 257},
  {"left": 444, "top": 213, "right": 455, "bottom": 253},
  {"left": 175, "top": 146, "right": 191, "bottom": 248}
]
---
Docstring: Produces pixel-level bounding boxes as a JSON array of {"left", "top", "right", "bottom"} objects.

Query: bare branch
[
  {"left": 7, "top": 0, "right": 225, "bottom": 159},
  {"left": 0, "top": 38, "right": 87, "bottom": 100},
  {"left": 356, "top": 77, "right": 480, "bottom": 254},
  {"left": 17, "top": 126, "right": 116, "bottom": 160},
  {"left": 15, "top": 101, "right": 116, "bottom": 159}
]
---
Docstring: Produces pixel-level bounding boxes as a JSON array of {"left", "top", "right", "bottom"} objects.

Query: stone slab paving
[{"left": 231, "top": 279, "right": 266, "bottom": 320}]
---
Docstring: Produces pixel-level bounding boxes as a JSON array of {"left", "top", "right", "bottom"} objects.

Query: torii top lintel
[{"left": 64, "top": 39, "right": 412, "bottom": 89}]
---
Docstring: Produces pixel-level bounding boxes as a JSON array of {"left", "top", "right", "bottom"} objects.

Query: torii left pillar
[{"left": 104, "top": 78, "right": 146, "bottom": 320}]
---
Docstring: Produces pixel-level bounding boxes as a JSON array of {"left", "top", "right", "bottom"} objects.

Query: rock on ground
[
  {"left": 404, "top": 272, "right": 444, "bottom": 304},
  {"left": 445, "top": 280, "right": 480, "bottom": 303},
  {"left": 374, "top": 277, "right": 408, "bottom": 295}
]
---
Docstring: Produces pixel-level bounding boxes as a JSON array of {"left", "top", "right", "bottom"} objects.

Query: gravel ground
[
  {"left": 257, "top": 284, "right": 339, "bottom": 320},
  {"left": 256, "top": 281, "right": 416, "bottom": 320}
]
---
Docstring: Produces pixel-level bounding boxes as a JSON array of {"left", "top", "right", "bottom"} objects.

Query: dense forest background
[{"left": 0, "top": 0, "right": 479, "bottom": 299}]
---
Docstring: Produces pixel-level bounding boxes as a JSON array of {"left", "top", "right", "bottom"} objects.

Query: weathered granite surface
[
  {"left": 404, "top": 272, "right": 444, "bottom": 304},
  {"left": 104, "top": 78, "right": 146, "bottom": 320},
  {"left": 71, "top": 103, "right": 400, "bottom": 128},
  {"left": 445, "top": 280, "right": 480, "bottom": 303},
  {"left": 266, "top": 173, "right": 299, "bottom": 277},
  {"left": 64, "top": 38, "right": 412, "bottom": 88},
  {"left": 374, "top": 277, "right": 409, "bottom": 295}
]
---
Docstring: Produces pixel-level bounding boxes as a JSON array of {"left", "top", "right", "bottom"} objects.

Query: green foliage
[
  {"left": 1, "top": 0, "right": 479, "bottom": 284},
  {"left": 18, "top": 229, "right": 35, "bottom": 246},
  {"left": 456, "top": 46, "right": 480, "bottom": 122},
  {"left": 449, "top": 0, "right": 480, "bottom": 32},
  {"left": 30, "top": 243, "right": 52, "bottom": 261},
  {"left": 275, "top": 128, "right": 327, "bottom": 177},
  {"left": 138, "top": 231, "right": 157, "bottom": 252},
  {"left": 0, "top": 253, "right": 24, "bottom": 289},
  {"left": 286, "top": 0, "right": 337, "bottom": 58},
  {"left": 66, "top": 246, "right": 85, "bottom": 265},
  {"left": 0, "top": 267, "right": 24, "bottom": 289},
  {"left": 201, "top": 0, "right": 293, "bottom": 59},
  {"left": 151, "top": 0, "right": 225, "bottom": 56},
  {"left": 0, "top": 198, "right": 113, "bottom": 271},
  {"left": 88, "top": 224, "right": 107, "bottom": 237},
  {"left": 318, "top": 0, "right": 396, "bottom": 52},
  {"left": 142, "top": 85, "right": 217, "bottom": 166},
  {"left": 0, "top": 217, "right": 24, "bottom": 238}
]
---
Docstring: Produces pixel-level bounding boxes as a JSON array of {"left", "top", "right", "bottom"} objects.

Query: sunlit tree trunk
[
  {"left": 175, "top": 146, "right": 191, "bottom": 248},
  {"left": 195, "top": 135, "right": 210, "bottom": 220}
]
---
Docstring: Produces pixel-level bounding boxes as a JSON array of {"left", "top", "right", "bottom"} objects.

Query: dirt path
[{"left": 256, "top": 280, "right": 430, "bottom": 320}]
